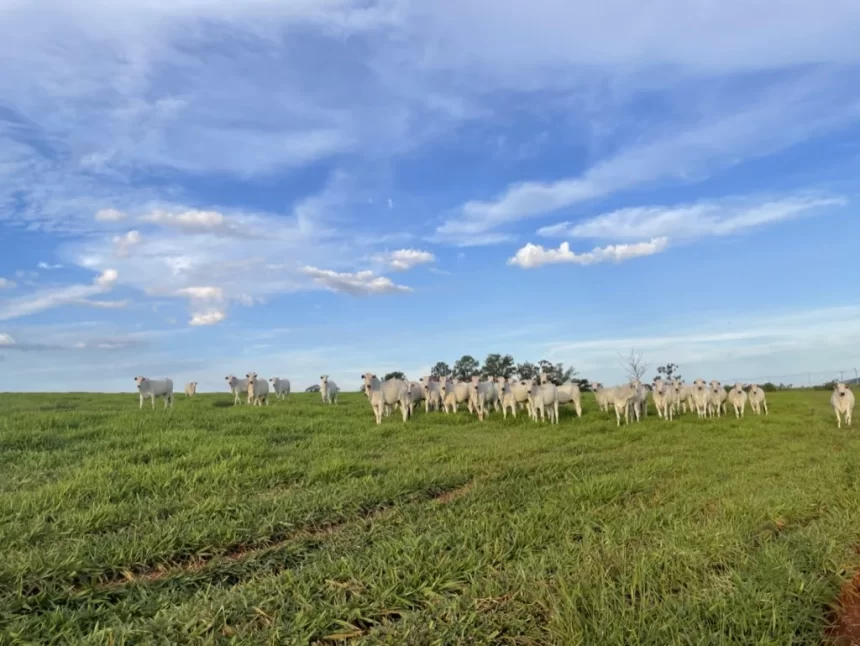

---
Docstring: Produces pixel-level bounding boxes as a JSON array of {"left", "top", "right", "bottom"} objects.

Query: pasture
[{"left": 0, "top": 390, "right": 858, "bottom": 644}]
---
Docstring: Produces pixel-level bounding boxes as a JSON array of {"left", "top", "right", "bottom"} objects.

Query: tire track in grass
[
  {"left": 1, "top": 479, "right": 475, "bottom": 630},
  {"left": 825, "top": 569, "right": 860, "bottom": 646}
]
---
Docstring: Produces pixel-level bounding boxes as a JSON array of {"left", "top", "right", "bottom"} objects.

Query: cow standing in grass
[
  {"left": 135, "top": 376, "right": 174, "bottom": 410},
  {"left": 727, "top": 383, "right": 748, "bottom": 418},
  {"left": 832, "top": 383, "right": 855, "bottom": 429},
  {"left": 225, "top": 375, "right": 249, "bottom": 405},
  {"left": 320, "top": 375, "right": 339, "bottom": 404},
  {"left": 748, "top": 384, "right": 768, "bottom": 415}
]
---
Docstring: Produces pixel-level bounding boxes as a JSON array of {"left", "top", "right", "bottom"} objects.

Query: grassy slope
[{"left": 0, "top": 390, "right": 857, "bottom": 645}]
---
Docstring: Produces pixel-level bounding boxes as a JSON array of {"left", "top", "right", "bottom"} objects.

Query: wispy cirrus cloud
[
  {"left": 508, "top": 238, "right": 668, "bottom": 269},
  {"left": 538, "top": 195, "right": 847, "bottom": 241},
  {"left": 0, "top": 278, "right": 15, "bottom": 289},
  {"left": 543, "top": 305, "right": 860, "bottom": 384},
  {"left": 436, "top": 76, "right": 860, "bottom": 242},
  {"left": 0, "top": 269, "right": 119, "bottom": 321}
]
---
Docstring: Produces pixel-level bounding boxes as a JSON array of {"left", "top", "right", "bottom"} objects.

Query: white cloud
[
  {"left": 302, "top": 266, "right": 413, "bottom": 295},
  {"left": 436, "top": 76, "right": 860, "bottom": 240},
  {"left": 374, "top": 248, "right": 436, "bottom": 271},
  {"left": 37, "top": 262, "right": 63, "bottom": 270},
  {"left": 174, "top": 286, "right": 224, "bottom": 301},
  {"left": 189, "top": 310, "right": 226, "bottom": 326},
  {"left": 0, "top": 269, "right": 119, "bottom": 321},
  {"left": 508, "top": 238, "right": 668, "bottom": 268},
  {"left": 139, "top": 209, "right": 249, "bottom": 237},
  {"left": 95, "top": 268, "right": 119, "bottom": 288},
  {"left": 75, "top": 299, "right": 130, "bottom": 309},
  {"left": 95, "top": 208, "right": 126, "bottom": 222},
  {"left": 539, "top": 195, "right": 847, "bottom": 240},
  {"left": 112, "top": 230, "right": 141, "bottom": 257},
  {"left": 0, "top": 333, "right": 15, "bottom": 346},
  {"left": 0, "top": 278, "right": 15, "bottom": 289}
]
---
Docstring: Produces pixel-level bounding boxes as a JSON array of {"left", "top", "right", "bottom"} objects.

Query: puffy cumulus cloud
[
  {"left": 95, "top": 208, "right": 126, "bottom": 222},
  {"left": 508, "top": 238, "right": 668, "bottom": 269},
  {"left": 189, "top": 310, "right": 226, "bottom": 326},
  {"left": 0, "top": 278, "right": 15, "bottom": 289},
  {"left": 0, "top": 333, "right": 15, "bottom": 346},
  {"left": 538, "top": 195, "right": 847, "bottom": 241},
  {"left": 95, "top": 268, "right": 119, "bottom": 288},
  {"left": 0, "top": 269, "right": 120, "bottom": 321},
  {"left": 112, "top": 230, "right": 141, "bottom": 257},
  {"left": 302, "top": 267, "right": 413, "bottom": 295},
  {"left": 374, "top": 248, "right": 436, "bottom": 271}
]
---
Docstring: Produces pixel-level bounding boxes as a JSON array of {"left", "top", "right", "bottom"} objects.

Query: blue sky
[{"left": 2, "top": 0, "right": 860, "bottom": 392}]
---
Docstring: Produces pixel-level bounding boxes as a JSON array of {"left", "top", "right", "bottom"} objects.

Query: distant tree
[
  {"left": 483, "top": 353, "right": 516, "bottom": 379},
  {"left": 537, "top": 359, "right": 577, "bottom": 384},
  {"left": 621, "top": 348, "right": 649, "bottom": 383},
  {"left": 516, "top": 361, "right": 538, "bottom": 382},
  {"left": 430, "top": 362, "right": 451, "bottom": 379},
  {"left": 575, "top": 378, "right": 591, "bottom": 392},
  {"left": 452, "top": 355, "right": 481, "bottom": 381},
  {"left": 384, "top": 371, "right": 406, "bottom": 381},
  {"left": 655, "top": 363, "right": 681, "bottom": 382},
  {"left": 305, "top": 384, "right": 321, "bottom": 393},
  {"left": 761, "top": 382, "right": 777, "bottom": 392}
]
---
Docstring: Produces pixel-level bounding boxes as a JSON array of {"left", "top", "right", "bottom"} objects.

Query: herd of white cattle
[{"left": 133, "top": 373, "right": 856, "bottom": 428}]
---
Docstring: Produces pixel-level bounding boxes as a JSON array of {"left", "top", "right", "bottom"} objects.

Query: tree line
[{"left": 382, "top": 354, "right": 591, "bottom": 391}]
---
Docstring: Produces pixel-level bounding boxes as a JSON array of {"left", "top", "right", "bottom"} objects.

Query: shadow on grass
[{"left": 211, "top": 400, "right": 235, "bottom": 408}]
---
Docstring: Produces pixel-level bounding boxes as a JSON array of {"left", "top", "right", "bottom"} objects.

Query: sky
[{"left": 2, "top": 0, "right": 860, "bottom": 393}]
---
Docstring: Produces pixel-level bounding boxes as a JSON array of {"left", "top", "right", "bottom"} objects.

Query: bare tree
[{"left": 620, "top": 348, "right": 649, "bottom": 383}]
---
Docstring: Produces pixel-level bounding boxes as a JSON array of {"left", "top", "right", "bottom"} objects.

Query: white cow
[
  {"left": 184, "top": 382, "right": 197, "bottom": 397},
  {"left": 630, "top": 382, "right": 649, "bottom": 420},
  {"left": 540, "top": 374, "right": 582, "bottom": 418},
  {"left": 439, "top": 378, "right": 472, "bottom": 414},
  {"left": 608, "top": 383, "right": 637, "bottom": 427},
  {"left": 591, "top": 382, "right": 611, "bottom": 413},
  {"left": 496, "top": 378, "right": 518, "bottom": 419},
  {"left": 672, "top": 380, "right": 694, "bottom": 415},
  {"left": 727, "top": 383, "right": 748, "bottom": 418},
  {"left": 832, "top": 383, "right": 855, "bottom": 429},
  {"left": 268, "top": 377, "right": 291, "bottom": 401},
  {"left": 497, "top": 377, "right": 532, "bottom": 418},
  {"left": 691, "top": 379, "right": 710, "bottom": 418},
  {"left": 246, "top": 372, "right": 269, "bottom": 406},
  {"left": 225, "top": 375, "right": 249, "bottom": 405},
  {"left": 709, "top": 381, "right": 728, "bottom": 417},
  {"left": 320, "top": 375, "right": 339, "bottom": 404},
  {"left": 652, "top": 378, "right": 675, "bottom": 420},
  {"left": 362, "top": 373, "right": 410, "bottom": 423},
  {"left": 407, "top": 381, "right": 425, "bottom": 416},
  {"left": 468, "top": 377, "right": 499, "bottom": 421},
  {"left": 135, "top": 376, "right": 174, "bottom": 410},
  {"left": 419, "top": 377, "right": 442, "bottom": 412},
  {"left": 525, "top": 379, "right": 559, "bottom": 424},
  {"left": 748, "top": 384, "right": 768, "bottom": 415}
]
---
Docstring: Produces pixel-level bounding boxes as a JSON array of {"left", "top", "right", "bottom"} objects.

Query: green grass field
[{"left": 0, "top": 390, "right": 858, "bottom": 645}]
